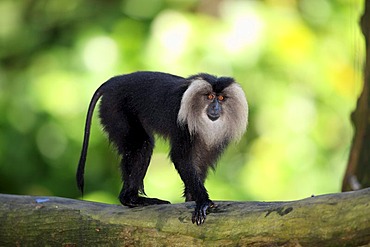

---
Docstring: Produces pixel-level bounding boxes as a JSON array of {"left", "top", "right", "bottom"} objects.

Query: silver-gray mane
[{"left": 178, "top": 78, "right": 248, "bottom": 147}]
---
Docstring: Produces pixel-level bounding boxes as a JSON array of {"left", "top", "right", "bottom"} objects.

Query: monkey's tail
[{"left": 76, "top": 85, "right": 104, "bottom": 196}]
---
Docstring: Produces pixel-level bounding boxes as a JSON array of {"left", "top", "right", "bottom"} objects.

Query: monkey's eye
[
  {"left": 217, "top": 95, "right": 225, "bottom": 101},
  {"left": 207, "top": 94, "right": 215, "bottom": 100}
]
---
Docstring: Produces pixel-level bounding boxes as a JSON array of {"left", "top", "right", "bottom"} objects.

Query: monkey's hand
[{"left": 192, "top": 200, "right": 215, "bottom": 225}]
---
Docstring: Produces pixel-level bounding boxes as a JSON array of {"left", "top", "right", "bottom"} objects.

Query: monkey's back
[{"left": 99, "top": 71, "right": 189, "bottom": 139}]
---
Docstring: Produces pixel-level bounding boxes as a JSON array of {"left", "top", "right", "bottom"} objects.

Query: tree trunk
[
  {"left": 0, "top": 189, "right": 369, "bottom": 246},
  {"left": 342, "top": 0, "right": 370, "bottom": 191}
]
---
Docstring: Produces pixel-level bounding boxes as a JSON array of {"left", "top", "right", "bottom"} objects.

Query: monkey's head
[{"left": 178, "top": 74, "right": 248, "bottom": 147}]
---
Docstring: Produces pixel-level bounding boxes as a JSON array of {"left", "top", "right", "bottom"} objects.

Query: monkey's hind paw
[
  {"left": 122, "top": 196, "right": 171, "bottom": 207},
  {"left": 143, "top": 197, "right": 171, "bottom": 206}
]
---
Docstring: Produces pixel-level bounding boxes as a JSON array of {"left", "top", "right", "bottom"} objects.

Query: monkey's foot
[
  {"left": 122, "top": 196, "right": 171, "bottom": 207},
  {"left": 192, "top": 200, "right": 215, "bottom": 225}
]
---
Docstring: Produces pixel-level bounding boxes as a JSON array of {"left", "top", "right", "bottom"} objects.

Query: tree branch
[{"left": 1, "top": 189, "right": 369, "bottom": 246}]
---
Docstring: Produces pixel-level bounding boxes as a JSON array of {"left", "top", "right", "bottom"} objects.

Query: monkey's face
[
  {"left": 178, "top": 77, "right": 248, "bottom": 147},
  {"left": 205, "top": 93, "right": 225, "bottom": 121}
]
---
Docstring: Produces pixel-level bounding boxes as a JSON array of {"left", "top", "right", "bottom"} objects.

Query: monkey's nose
[{"left": 207, "top": 100, "right": 221, "bottom": 121}]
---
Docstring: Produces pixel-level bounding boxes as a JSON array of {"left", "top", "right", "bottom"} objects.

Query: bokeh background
[{"left": 0, "top": 0, "right": 364, "bottom": 204}]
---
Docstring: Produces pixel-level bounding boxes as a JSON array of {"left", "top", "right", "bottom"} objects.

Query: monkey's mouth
[{"left": 207, "top": 113, "right": 220, "bottom": 121}]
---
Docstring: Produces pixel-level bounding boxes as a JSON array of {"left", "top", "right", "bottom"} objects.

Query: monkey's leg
[
  {"left": 170, "top": 143, "right": 214, "bottom": 225},
  {"left": 184, "top": 167, "right": 208, "bottom": 202},
  {"left": 116, "top": 126, "right": 170, "bottom": 207},
  {"left": 100, "top": 109, "right": 170, "bottom": 207},
  {"left": 175, "top": 161, "right": 214, "bottom": 225}
]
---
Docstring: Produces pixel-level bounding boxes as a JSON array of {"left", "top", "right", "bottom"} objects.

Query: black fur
[{"left": 77, "top": 71, "right": 234, "bottom": 225}]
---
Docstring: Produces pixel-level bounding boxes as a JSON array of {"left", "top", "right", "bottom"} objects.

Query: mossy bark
[{"left": 0, "top": 188, "right": 369, "bottom": 246}]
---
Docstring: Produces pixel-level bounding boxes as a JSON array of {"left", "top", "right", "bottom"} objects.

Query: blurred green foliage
[{"left": 0, "top": 0, "right": 364, "bottom": 204}]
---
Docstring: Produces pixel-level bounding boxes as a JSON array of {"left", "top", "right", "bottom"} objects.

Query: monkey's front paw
[{"left": 192, "top": 200, "right": 215, "bottom": 225}]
